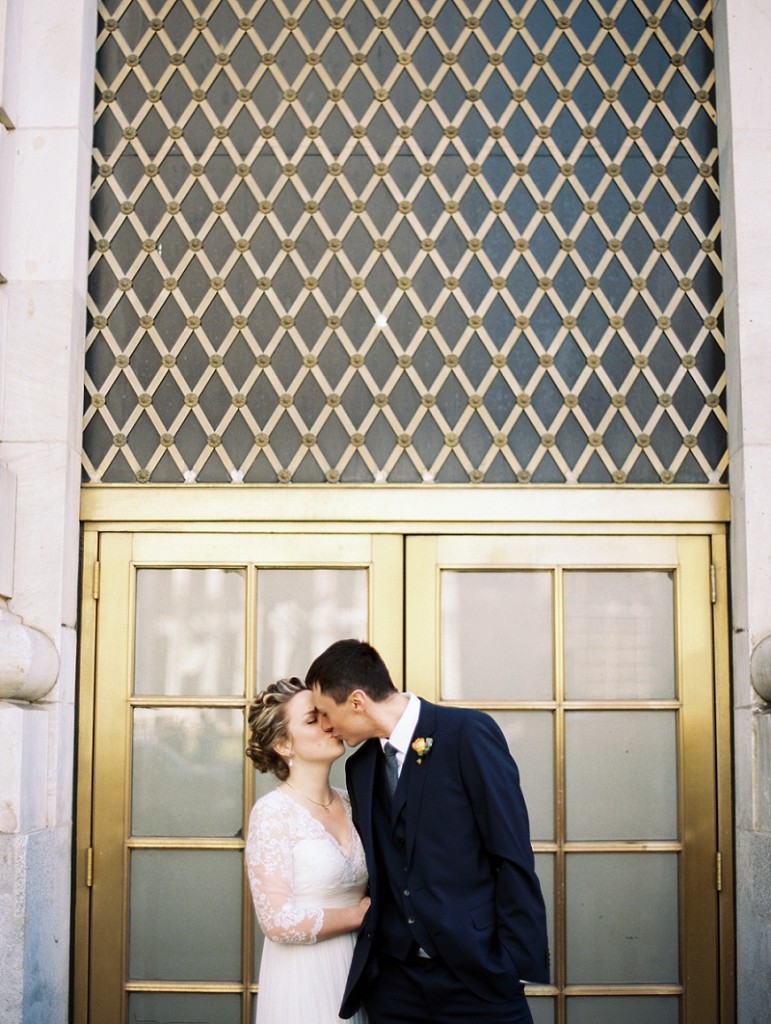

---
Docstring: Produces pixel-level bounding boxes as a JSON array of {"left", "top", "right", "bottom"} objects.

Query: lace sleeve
[{"left": 245, "top": 796, "right": 324, "bottom": 944}]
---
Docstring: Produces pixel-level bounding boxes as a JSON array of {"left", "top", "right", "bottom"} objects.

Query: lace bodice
[{"left": 246, "top": 787, "right": 368, "bottom": 945}]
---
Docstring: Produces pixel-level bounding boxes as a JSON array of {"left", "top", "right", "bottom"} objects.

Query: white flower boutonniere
[{"left": 411, "top": 736, "right": 433, "bottom": 764}]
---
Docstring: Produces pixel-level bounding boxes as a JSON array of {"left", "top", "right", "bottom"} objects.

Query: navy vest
[{"left": 371, "top": 754, "right": 436, "bottom": 959}]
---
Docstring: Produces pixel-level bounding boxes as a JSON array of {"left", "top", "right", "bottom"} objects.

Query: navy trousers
[{"left": 363, "top": 954, "right": 534, "bottom": 1024}]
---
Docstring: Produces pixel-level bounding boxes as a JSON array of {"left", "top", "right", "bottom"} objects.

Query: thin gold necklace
[{"left": 284, "top": 780, "right": 334, "bottom": 808}]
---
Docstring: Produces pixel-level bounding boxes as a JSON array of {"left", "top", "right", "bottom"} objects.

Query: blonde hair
[{"left": 245, "top": 677, "right": 306, "bottom": 780}]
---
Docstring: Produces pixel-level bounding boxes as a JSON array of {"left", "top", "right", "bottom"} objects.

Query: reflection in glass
[
  {"left": 567, "top": 996, "right": 679, "bottom": 1024},
  {"left": 127, "top": 992, "right": 241, "bottom": 1024},
  {"left": 255, "top": 569, "right": 368, "bottom": 686},
  {"left": 566, "top": 854, "right": 679, "bottom": 984},
  {"left": 441, "top": 571, "right": 553, "bottom": 701},
  {"left": 566, "top": 711, "right": 678, "bottom": 841},
  {"left": 491, "top": 712, "right": 554, "bottom": 842},
  {"left": 564, "top": 571, "right": 675, "bottom": 700},
  {"left": 132, "top": 708, "right": 244, "bottom": 838},
  {"left": 134, "top": 568, "right": 245, "bottom": 696},
  {"left": 129, "top": 850, "right": 242, "bottom": 981}
]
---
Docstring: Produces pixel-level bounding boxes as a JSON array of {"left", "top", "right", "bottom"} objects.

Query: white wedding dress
[{"left": 246, "top": 787, "right": 368, "bottom": 1024}]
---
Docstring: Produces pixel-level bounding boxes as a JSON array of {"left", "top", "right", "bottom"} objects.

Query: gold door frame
[
  {"left": 75, "top": 484, "right": 733, "bottom": 1024},
  {"left": 406, "top": 531, "right": 732, "bottom": 1023}
]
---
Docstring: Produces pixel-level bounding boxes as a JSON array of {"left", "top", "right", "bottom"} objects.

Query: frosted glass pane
[
  {"left": 132, "top": 708, "right": 244, "bottom": 837},
  {"left": 567, "top": 996, "right": 679, "bottom": 1024},
  {"left": 528, "top": 997, "right": 554, "bottom": 1024},
  {"left": 491, "top": 712, "right": 554, "bottom": 841},
  {"left": 566, "top": 854, "right": 679, "bottom": 984},
  {"left": 534, "top": 853, "right": 554, "bottom": 975},
  {"left": 253, "top": 907, "right": 265, "bottom": 981},
  {"left": 256, "top": 569, "right": 367, "bottom": 685},
  {"left": 565, "top": 712, "right": 678, "bottom": 841},
  {"left": 134, "top": 569, "right": 245, "bottom": 696},
  {"left": 129, "top": 850, "right": 242, "bottom": 981},
  {"left": 564, "top": 572, "right": 674, "bottom": 700},
  {"left": 128, "top": 993, "right": 241, "bottom": 1024},
  {"left": 441, "top": 571, "right": 553, "bottom": 701}
]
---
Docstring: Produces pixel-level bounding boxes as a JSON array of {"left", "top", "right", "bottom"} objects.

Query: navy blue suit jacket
[{"left": 341, "top": 699, "right": 549, "bottom": 1018}]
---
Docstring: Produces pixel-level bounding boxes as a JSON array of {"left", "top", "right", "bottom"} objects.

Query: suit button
[
  {"left": 403, "top": 889, "right": 410, "bottom": 896},
  {"left": 408, "top": 917, "right": 415, "bottom": 924}
]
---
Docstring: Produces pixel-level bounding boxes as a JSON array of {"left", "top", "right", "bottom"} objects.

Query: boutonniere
[{"left": 411, "top": 737, "right": 433, "bottom": 764}]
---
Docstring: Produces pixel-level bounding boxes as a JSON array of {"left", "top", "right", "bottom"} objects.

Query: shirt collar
[{"left": 380, "top": 692, "right": 421, "bottom": 760}]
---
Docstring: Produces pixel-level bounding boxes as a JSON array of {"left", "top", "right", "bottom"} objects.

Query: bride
[{"left": 245, "top": 677, "right": 369, "bottom": 1023}]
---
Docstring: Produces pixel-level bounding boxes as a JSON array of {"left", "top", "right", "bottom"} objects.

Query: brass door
[
  {"left": 78, "top": 531, "right": 403, "bottom": 1024},
  {"left": 406, "top": 534, "right": 729, "bottom": 1024},
  {"left": 76, "top": 529, "right": 729, "bottom": 1024}
]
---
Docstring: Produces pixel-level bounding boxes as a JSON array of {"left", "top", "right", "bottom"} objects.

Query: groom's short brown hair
[{"left": 306, "top": 638, "right": 397, "bottom": 704}]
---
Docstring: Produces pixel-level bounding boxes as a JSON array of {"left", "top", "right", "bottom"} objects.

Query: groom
[{"left": 307, "top": 639, "right": 549, "bottom": 1024}]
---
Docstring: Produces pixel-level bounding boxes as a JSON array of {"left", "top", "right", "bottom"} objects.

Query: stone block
[
  {"left": 2, "top": 127, "right": 85, "bottom": 282},
  {"left": 22, "top": 825, "right": 71, "bottom": 1024},
  {"left": 0, "top": 827, "right": 71, "bottom": 1024},
  {"left": 2, "top": 281, "right": 80, "bottom": 444},
  {"left": 719, "top": 0, "right": 771, "bottom": 134},
  {"left": 0, "top": 834, "right": 25, "bottom": 1024},
  {"left": 43, "top": 694, "right": 74, "bottom": 830},
  {"left": 0, "top": 702, "right": 49, "bottom": 833},
  {"left": 16, "top": 0, "right": 94, "bottom": 130},
  {"left": 0, "top": 462, "right": 15, "bottom": 598},
  {"left": 0, "top": 441, "right": 79, "bottom": 640},
  {"left": 755, "top": 709, "right": 771, "bottom": 830},
  {"left": 0, "top": 0, "right": 23, "bottom": 128}
]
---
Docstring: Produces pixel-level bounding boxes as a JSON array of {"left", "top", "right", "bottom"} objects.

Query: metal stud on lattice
[{"left": 86, "top": 0, "right": 725, "bottom": 485}]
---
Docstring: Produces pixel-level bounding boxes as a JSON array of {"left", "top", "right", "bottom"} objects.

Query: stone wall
[
  {"left": 714, "top": 1, "right": 771, "bottom": 1022},
  {"left": 0, "top": 1, "right": 95, "bottom": 1021}
]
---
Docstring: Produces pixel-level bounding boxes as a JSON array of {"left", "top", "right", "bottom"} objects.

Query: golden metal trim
[
  {"left": 73, "top": 528, "right": 99, "bottom": 1024},
  {"left": 81, "top": 530, "right": 405, "bottom": 1022},
  {"left": 80, "top": 485, "right": 731, "bottom": 528},
  {"left": 710, "top": 532, "right": 736, "bottom": 1024},
  {"left": 404, "top": 531, "right": 724, "bottom": 1024}
]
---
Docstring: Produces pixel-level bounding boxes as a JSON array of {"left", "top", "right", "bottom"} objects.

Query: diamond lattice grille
[{"left": 86, "top": 0, "right": 725, "bottom": 485}]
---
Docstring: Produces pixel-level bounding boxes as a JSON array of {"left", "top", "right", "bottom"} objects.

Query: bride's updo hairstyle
[{"left": 246, "top": 677, "right": 306, "bottom": 781}]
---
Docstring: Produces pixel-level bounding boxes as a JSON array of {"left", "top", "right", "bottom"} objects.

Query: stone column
[
  {"left": 0, "top": 1, "right": 96, "bottom": 1021},
  {"left": 715, "top": 1, "right": 771, "bottom": 1021}
]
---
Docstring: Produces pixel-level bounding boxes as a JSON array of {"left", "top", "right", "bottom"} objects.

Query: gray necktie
[{"left": 383, "top": 742, "right": 399, "bottom": 799}]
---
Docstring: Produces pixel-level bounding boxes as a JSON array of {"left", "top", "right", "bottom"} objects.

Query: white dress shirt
[{"left": 379, "top": 692, "right": 421, "bottom": 776}]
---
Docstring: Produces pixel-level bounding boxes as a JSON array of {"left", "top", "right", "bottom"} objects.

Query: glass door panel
[
  {"left": 131, "top": 706, "right": 245, "bottom": 838},
  {"left": 564, "top": 571, "right": 676, "bottom": 700},
  {"left": 491, "top": 711, "right": 555, "bottom": 843},
  {"left": 128, "top": 849, "right": 243, "bottom": 981},
  {"left": 564, "top": 710, "right": 678, "bottom": 841},
  {"left": 406, "top": 534, "right": 718, "bottom": 1024},
  {"left": 565, "top": 853, "right": 680, "bottom": 985},
  {"left": 440, "top": 570, "right": 554, "bottom": 701},
  {"left": 134, "top": 567, "right": 246, "bottom": 696},
  {"left": 89, "top": 532, "right": 402, "bottom": 1024},
  {"left": 127, "top": 992, "right": 241, "bottom": 1024},
  {"left": 255, "top": 567, "right": 368, "bottom": 686},
  {"left": 84, "top": 529, "right": 723, "bottom": 1024}
]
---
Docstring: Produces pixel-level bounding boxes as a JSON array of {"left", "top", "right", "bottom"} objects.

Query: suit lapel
[
  {"left": 402, "top": 700, "right": 436, "bottom": 863},
  {"left": 350, "top": 739, "right": 379, "bottom": 857}
]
